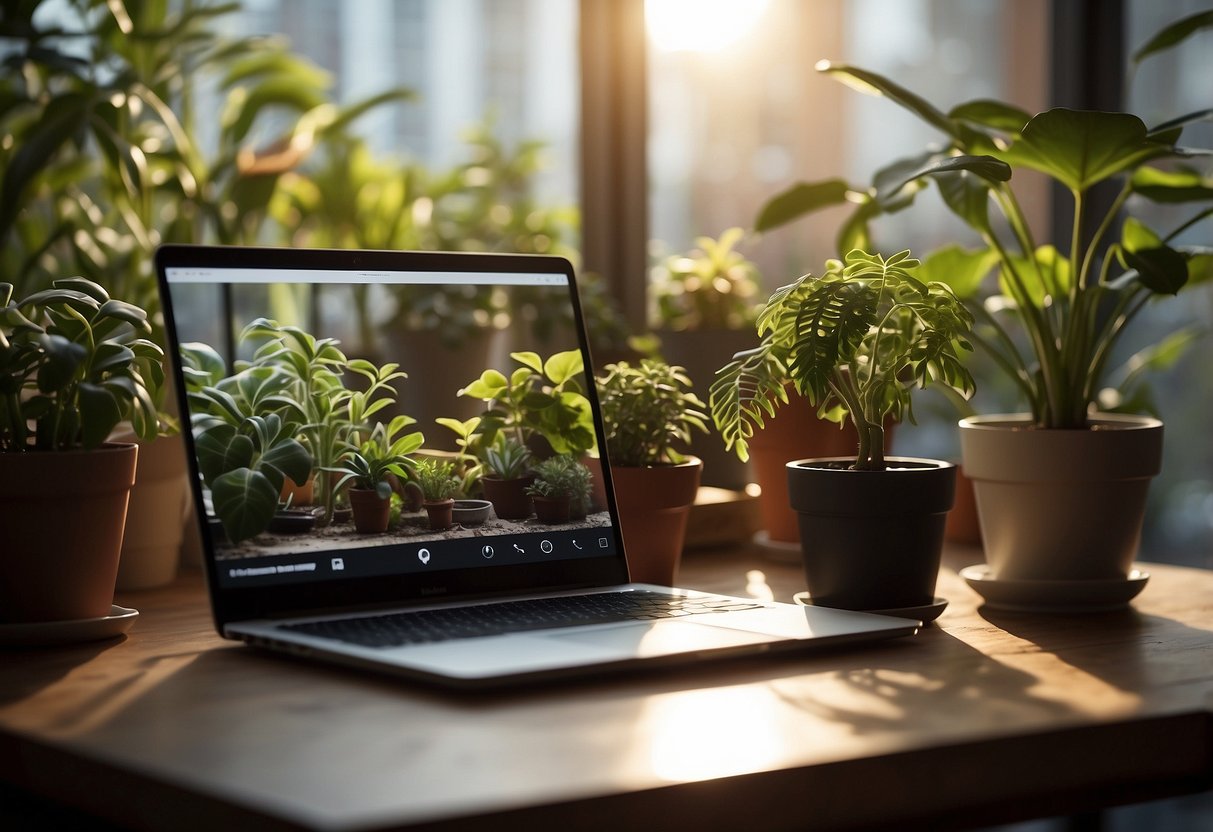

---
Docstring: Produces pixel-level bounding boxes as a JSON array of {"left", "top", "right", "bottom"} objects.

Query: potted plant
[
  {"left": 649, "top": 228, "right": 763, "bottom": 490},
  {"left": 179, "top": 345, "right": 313, "bottom": 543},
  {"left": 754, "top": 29, "right": 1212, "bottom": 584},
  {"left": 525, "top": 456, "right": 593, "bottom": 525},
  {"left": 479, "top": 434, "right": 535, "bottom": 520},
  {"left": 711, "top": 250, "right": 975, "bottom": 611},
  {"left": 0, "top": 278, "right": 163, "bottom": 623},
  {"left": 411, "top": 458, "right": 461, "bottom": 530},
  {"left": 325, "top": 416, "right": 424, "bottom": 534},
  {"left": 597, "top": 359, "right": 707, "bottom": 585}
]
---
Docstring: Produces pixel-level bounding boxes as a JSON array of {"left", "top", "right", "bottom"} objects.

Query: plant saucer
[
  {"left": 792, "top": 593, "right": 948, "bottom": 624},
  {"left": 0, "top": 605, "right": 138, "bottom": 648},
  {"left": 960, "top": 564, "right": 1149, "bottom": 613}
]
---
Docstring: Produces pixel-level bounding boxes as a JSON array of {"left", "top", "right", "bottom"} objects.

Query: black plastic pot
[{"left": 787, "top": 457, "right": 955, "bottom": 611}]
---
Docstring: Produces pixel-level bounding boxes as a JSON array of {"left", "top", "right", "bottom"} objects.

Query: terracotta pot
[
  {"left": 0, "top": 443, "right": 138, "bottom": 623},
  {"left": 117, "top": 433, "right": 191, "bottom": 590},
  {"left": 482, "top": 475, "right": 534, "bottom": 520},
  {"left": 748, "top": 392, "right": 885, "bottom": 543},
  {"left": 659, "top": 329, "right": 757, "bottom": 490},
  {"left": 582, "top": 455, "right": 609, "bottom": 513},
  {"left": 349, "top": 488, "right": 391, "bottom": 533},
  {"left": 532, "top": 494, "right": 572, "bottom": 524},
  {"left": 788, "top": 457, "right": 954, "bottom": 611},
  {"left": 611, "top": 457, "right": 703, "bottom": 586},
  {"left": 279, "top": 473, "right": 315, "bottom": 506},
  {"left": 960, "top": 413, "right": 1163, "bottom": 580},
  {"left": 424, "top": 498, "right": 455, "bottom": 530},
  {"left": 944, "top": 465, "right": 982, "bottom": 546}
]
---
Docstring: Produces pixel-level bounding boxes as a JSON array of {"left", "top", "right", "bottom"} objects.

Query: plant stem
[{"left": 1163, "top": 205, "right": 1213, "bottom": 244}]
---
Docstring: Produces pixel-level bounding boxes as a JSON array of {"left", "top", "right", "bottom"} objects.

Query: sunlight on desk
[{"left": 644, "top": 686, "right": 788, "bottom": 782}]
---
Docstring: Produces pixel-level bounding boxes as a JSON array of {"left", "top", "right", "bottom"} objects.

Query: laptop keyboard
[{"left": 280, "top": 591, "right": 764, "bottom": 648}]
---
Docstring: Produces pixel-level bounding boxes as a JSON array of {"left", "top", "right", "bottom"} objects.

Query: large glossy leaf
[
  {"left": 211, "top": 467, "right": 279, "bottom": 543},
  {"left": 1131, "top": 166, "right": 1213, "bottom": 203},
  {"left": 999, "top": 109, "right": 1170, "bottom": 193},
  {"left": 1131, "top": 10, "right": 1213, "bottom": 67},
  {"left": 816, "top": 61, "right": 960, "bottom": 141},
  {"left": 196, "top": 424, "right": 254, "bottom": 486},
  {"left": 915, "top": 244, "right": 1000, "bottom": 299},
  {"left": 754, "top": 179, "right": 851, "bottom": 232}
]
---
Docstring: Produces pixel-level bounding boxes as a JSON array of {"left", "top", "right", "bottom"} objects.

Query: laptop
[{"left": 156, "top": 245, "right": 918, "bottom": 689}]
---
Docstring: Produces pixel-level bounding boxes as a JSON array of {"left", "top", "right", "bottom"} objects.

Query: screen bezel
[{"left": 155, "top": 244, "right": 630, "bottom": 630}]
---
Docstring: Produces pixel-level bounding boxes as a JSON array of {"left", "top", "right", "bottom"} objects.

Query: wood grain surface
[{"left": 2, "top": 544, "right": 1211, "bottom": 832}]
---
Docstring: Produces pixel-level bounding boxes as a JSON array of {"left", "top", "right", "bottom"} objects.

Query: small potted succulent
[
  {"left": 411, "top": 458, "right": 461, "bottom": 530},
  {"left": 480, "top": 434, "right": 535, "bottom": 520},
  {"left": 525, "top": 455, "right": 593, "bottom": 525},
  {"left": 1, "top": 278, "right": 164, "bottom": 623},
  {"left": 325, "top": 416, "right": 424, "bottom": 534},
  {"left": 711, "top": 249, "right": 975, "bottom": 611},
  {"left": 597, "top": 359, "right": 707, "bottom": 585}
]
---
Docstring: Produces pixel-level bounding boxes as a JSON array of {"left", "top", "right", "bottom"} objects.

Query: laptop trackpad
[{"left": 541, "top": 620, "right": 775, "bottom": 658}]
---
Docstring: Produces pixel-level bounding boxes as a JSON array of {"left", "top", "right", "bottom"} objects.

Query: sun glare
[{"left": 645, "top": 0, "right": 771, "bottom": 53}]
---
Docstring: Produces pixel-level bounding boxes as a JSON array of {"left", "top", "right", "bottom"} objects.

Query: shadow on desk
[{"left": 0, "top": 639, "right": 124, "bottom": 707}]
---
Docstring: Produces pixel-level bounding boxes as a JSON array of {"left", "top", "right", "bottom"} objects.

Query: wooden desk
[{"left": 2, "top": 547, "right": 1212, "bottom": 832}]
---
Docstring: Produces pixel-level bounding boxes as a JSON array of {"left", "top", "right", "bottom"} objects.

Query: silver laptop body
[{"left": 156, "top": 245, "right": 917, "bottom": 689}]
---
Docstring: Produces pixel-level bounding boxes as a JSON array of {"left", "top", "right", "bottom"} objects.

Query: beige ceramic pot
[
  {"left": 117, "top": 434, "right": 191, "bottom": 590},
  {"left": 959, "top": 413, "right": 1163, "bottom": 580},
  {"left": 0, "top": 443, "right": 138, "bottom": 622}
]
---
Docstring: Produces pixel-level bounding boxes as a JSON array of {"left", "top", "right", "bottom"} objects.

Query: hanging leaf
[
  {"left": 1131, "top": 10, "right": 1213, "bottom": 67},
  {"left": 754, "top": 179, "right": 852, "bottom": 233},
  {"left": 948, "top": 99, "right": 1032, "bottom": 133},
  {"left": 1131, "top": 166, "right": 1213, "bottom": 203},
  {"left": 816, "top": 61, "right": 961, "bottom": 141}
]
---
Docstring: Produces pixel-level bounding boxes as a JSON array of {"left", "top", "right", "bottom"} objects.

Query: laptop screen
[{"left": 157, "top": 246, "right": 628, "bottom": 625}]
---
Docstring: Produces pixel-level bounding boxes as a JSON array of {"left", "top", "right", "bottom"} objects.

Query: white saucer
[
  {"left": 960, "top": 564, "right": 1149, "bottom": 613},
  {"left": 0, "top": 605, "right": 138, "bottom": 648},
  {"left": 792, "top": 592, "right": 949, "bottom": 624}
]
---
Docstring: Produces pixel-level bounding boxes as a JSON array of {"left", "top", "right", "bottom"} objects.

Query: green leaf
[
  {"left": 510, "top": 351, "right": 544, "bottom": 373},
  {"left": 1131, "top": 10, "right": 1213, "bottom": 67},
  {"left": 915, "top": 244, "right": 999, "bottom": 298},
  {"left": 1148, "top": 108, "right": 1213, "bottom": 140},
  {"left": 52, "top": 278, "right": 109, "bottom": 303},
  {"left": 1004, "top": 245, "right": 1071, "bottom": 307},
  {"left": 1122, "top": 217, "right": 1163, "bottom": 253},
  {"left": 95, "top": 299, "right": 150, "bottom": 329},
  {"left": 948, "top": 99, "right": 1032, "bottom": 133},
  {"left": 459, "top": 368, "right": 508, "bottom": 399},
  {"left": 999, "top": 109, "right": 1170, "bottom": 193},
  {"left": 876, "top": 154, "right": 1011, "bottom": 203},
  {"left": 0, "top": 91, "right": 91, "bottom": 241},
  {"left": 196, "top": 424, "right": 254, "bottom": 486},
  {"left": 787, "top": 280, "right": 878, "bottom": 404},
  {"left": 1125, "top": 246, "right": 1189, "bottom": 295},
  {"left": 1131, "top": 166, "right": 1213, "bottom": 203},
  {"left": 543, "top": 350, "right": 583, "bottom": 385},
  {"left": 77, "top": 382, "right": 123, "bottom": 448},
  {"left": 258, "top": 437, "right": 312, "bottom": 488},
  {"left": 934, "top": 170, "right": 994, "bottom": 232},
  {"left": 816, "top": 61, "right": 960, "bottom": 141},
  {"left": 36, "top": 334, "right": 86, "bottom": 392},
  {"left": 211, "top": 468, "right": 279, "bottom": 543},
  {"left": 223, "top": 77, "right": 328, "bottom": 144},
  {"left": 754, "top": 179, "right": 851, "bottom": 233}
]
